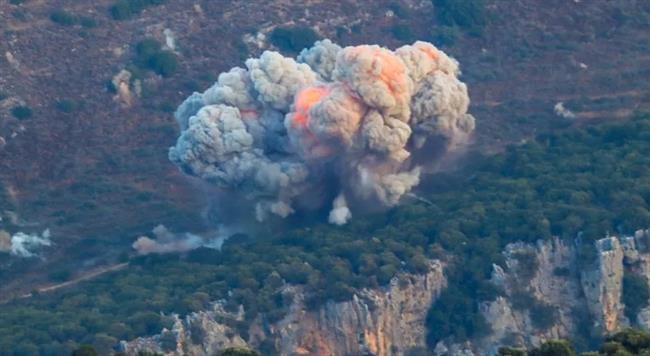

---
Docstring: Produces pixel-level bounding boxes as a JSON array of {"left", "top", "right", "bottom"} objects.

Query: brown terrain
[{"left": 0, "top": 0, "right": 649, "bottom": 299}]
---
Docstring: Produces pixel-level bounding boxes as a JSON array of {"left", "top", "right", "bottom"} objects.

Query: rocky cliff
[
  {"left": 121, "top": 261, "right": 446, "bottom": 356},
  {"left": 122, "top": 231, "right": 650, "bottom": 356},
  {"left": 438, "top": 230, "right": 650, "bottom": 355}
]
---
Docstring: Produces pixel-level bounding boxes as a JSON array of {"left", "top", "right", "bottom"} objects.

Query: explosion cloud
[
  {"left": 132, "top": 225, "right": 227, "bottom": 255},
  {"left": 170, "top": 40, "right": 475, "bottom": 224},
  {"left": 0, "top": 229, "right": 52, "bottom": 258}
]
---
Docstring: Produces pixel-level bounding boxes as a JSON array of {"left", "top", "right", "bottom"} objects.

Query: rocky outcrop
[
  {"left": 581, "top": 236, "right": 625, "bottom": 333},
  {"left": 123, "top": 230, "right": 650, "bottom": 356},
  {"left": 121, "top": 260, "right": 445, "bottom": 356},
  {"left": 452, "top": 237, "right": 585, "bottom": 355},
  {"left": 439, "top": 233, "right": 650, "bottom": 355}
]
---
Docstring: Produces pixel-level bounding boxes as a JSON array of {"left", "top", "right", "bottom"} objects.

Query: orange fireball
[{"left": 291, "top": 86, "right": 331, "bottom": 127}]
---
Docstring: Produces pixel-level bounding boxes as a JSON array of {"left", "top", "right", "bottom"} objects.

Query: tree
[
  {"left": 497, "top": 347, "right": 526, "bottom": 356},
  {"left": 218, "top": 347, "right": 260, "bottom": 356},
  {"left": 269, "top": 26, "right": 320, "bottom": 54},
  {"left": 623, "top": 273, "right": 650, "bottom": 324},
  {"left": 529, "top": 340, "right": 575, "bottom": 356},
  {"left": 71, "top": 345, "right": 99, "bottom": 356},
  {"left": 431, "top": 0, "right": 486, "bottom": 35},
  {"left": 11, "top": 105, "right": 32, "bottom": 120}
]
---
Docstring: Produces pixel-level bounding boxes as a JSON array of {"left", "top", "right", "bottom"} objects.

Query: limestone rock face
[
  {"left": 442, "top": 234, "right": 641, "bottom": 355},
  {"left": 122, "top": 230, "right": 650, "bottom": 356},
  {"left": 121, "top": 261, "right": 446, "bottom": 356},
  {"left": 581, "top": 236, "right": 625, "bottom": 333}
]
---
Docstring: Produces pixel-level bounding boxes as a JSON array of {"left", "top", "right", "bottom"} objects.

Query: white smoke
[
  {"left": 170, "top": 40, "right": 475, "bottom": 224},
  {"left": 0, "top": 229, "right": 52, "bottom": 258},
  {"left": 132, "top": 225, "right": 228, "bottom": 255},
  {"left": 328, "top": 194, "right": 352, "bottom": 225},
  {"left": 554, "top": 102, "right": 576, "bottom": 119}
]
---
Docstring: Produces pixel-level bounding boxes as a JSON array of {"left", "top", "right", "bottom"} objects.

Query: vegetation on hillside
[
  {"left": 499, "top": 328, "right": 650, "bottom": 355},
  {"left": 432, "top": 0, "right": 486, "bottom": 35},
  {"left": 269, "top": 26, "right": 321, "bottom": 54},
  {"left": 110, "top": 0, "right": 166, "bottom": 20},
  {"left": 133, "top": 39, "right": 178, "bottom": 78},
  {"left": 2, "top": 114, "right": 650, "bottom": 354}
]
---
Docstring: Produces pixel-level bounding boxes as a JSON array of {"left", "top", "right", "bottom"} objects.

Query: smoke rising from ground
[
  {"left": 0, "top": 229, "right": 52, "bottom": 258},
  {"left": 132, "top": 225, "right": 228, "bottom": 255},
  {"left": 170, "top": 40, "right": 475, "bottom": 224}
]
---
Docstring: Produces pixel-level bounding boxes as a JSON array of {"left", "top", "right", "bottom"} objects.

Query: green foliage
[
  {"left": 529, "top": 340, "right": 575, "bottom": 356},
  {"left": 432, "top": 0, "right": 486, "bottom": 35},
  {"left": 530, "top": 301, "right": 558, "bottom": 330},
  {"left": 80, "top": 17, "right": 98, "bottom": 28},
  {"left": 3, "top": 115, "right": 650, "bottom": 353},
  {"left": 11, "top": 105, "right": 33, "bottom": 119},
  {"left": 218, "top": 347, "right": 260, "bottom": 356},
  {"left": 498, "top": 347, "right": 526, "bottom": 356},
  {"left": 554, "top": 267, "right": 571, "bottom": 277},
  {"left": 50, "top": 9, "right": 77, "bottom": 26},
  {"left": 391, "top": 23, "right": 415, "bottom": 42},
  {"left": 133, "top": 39, "right": 178, "bottom": 77},
  {"left": 623, "top": 274, "right": 650, "bottom": 325},
  {"left": 606, "top": 328, "right": 650, "bottom": 354},
  {"left": 501, "top": 329, "right": 650, "bottom": 355},
  {"left": 110, "top": 0, "right": 166, "bottom": 20},
  {"left": 48, "top": 268, "right": 72, "bottom": 282},
  {"left": 513, "top": 251, "right": 539, "bottom": 282},
  {"left": 426, "top": 283, "right": 492, "bottom": 343},
  {"left": 388, "top": 2, "right": 412, "bottom": 18},
  {"left": 71, "top": 345, "right": 99, "bottom": 356},
  {"left": 54, "top": 99, "right": 79, "bottom": 113},
  {"left": 269, "top": 26, "right": 320, "bottom": 54},
  {"left": 430, "top": 25, "right": 460, "bottom": 47}
]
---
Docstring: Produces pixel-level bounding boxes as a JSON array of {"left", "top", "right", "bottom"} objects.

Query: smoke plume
[
  {"left": 132, "top": 225, "right": 227, "bottom": 255},
  {"left": 0, "top": 229, "right": 52, "bottom": 258},
  {"left": 170, "top": 40, "right": 475, "bottom": 224}
]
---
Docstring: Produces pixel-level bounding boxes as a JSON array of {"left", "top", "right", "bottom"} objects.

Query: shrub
[
  {"left": 110, "top": 0, "right": 167, "bottom": 20},
  {"left": 430, "top": 25, "right": 460, "bottom": 47},
  {"left": 11, "top": 105, "right": 33, "bottom": 119},
  {"left": 48, "top": 269, "right": 71, "bottom": 282},
  {"left": 529, "top": 340, "right": 575, "bottom": 356},
  {"left": 71, "top": 345, "right": 99, "bottom": 356},
  {"left": 530, "top": 301, "right": 558, "bottom": 330},
  {"left": 623, "top": 273, "right": 650, "bottom": 323},
  {"left": 80, "top": 17, "right": 97, "bottom": 28},
  {"left": 497, "top": 347, "right": 526, "bottom": 356},
  {"left": 50, "top": 9, "right": 77, "bottom": 26},
  {"left": 607, "top": 328, "right": 650, "bottom": 353},
  {"left": 388, "top": 2, "right": 412, "bottom": 18},
  {"left": 269, "top": 26, "right": 320, "bottom": 54},
  {"left": 431, "top": 0, "right": 486, "bottom": 35},
  {"left": 513, "top": 251, "right": 539, "bottom": 281},
  {"left": 218, "top": 347, "right": 260, "bottom": 356},
  {"left": 391, "top": 23, "right": 414, "bottom": 42},
  {"left": 55, "top": 99, "right": 77, "bottom": 113},
  {"left": 553, "top": 267, "right": 571, "bottom": 277},
  {"left": 149, "top": 51, "right": 178, "bottom": 77},
  {"left": 134, "top": 39, "right": 178, "bottom": 77}
]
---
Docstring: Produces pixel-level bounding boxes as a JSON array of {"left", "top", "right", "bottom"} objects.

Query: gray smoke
[
  {"left": 132, "top": 225, "right": 228, "bottom": 255},
  {"left": 170, "top": 40, "right": 475, "bottom": 224},
  {"left": 0, "top": 229, "right": 52, "bottom": 258}
]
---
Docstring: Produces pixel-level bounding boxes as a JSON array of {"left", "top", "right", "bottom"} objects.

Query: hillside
[
  {"left": 0, "top": 0, "right": 649, "bottom": 355},
  {"left": 3, "top": 113, "right": 650, "bottom": 354},
  {"left": 1, "top": 0, "right": 649, "bottom": 297}
]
